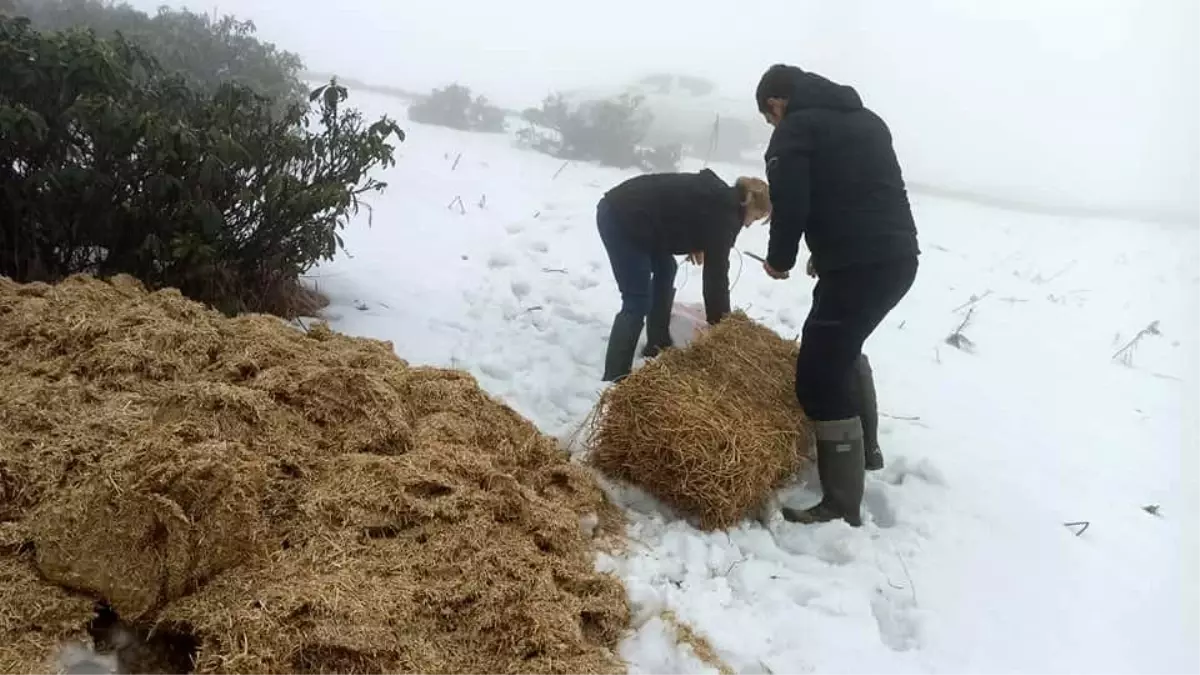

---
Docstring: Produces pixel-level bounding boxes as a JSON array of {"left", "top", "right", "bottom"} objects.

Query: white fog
[{"left": 128, "top": 0, "right": 1199, "bottom": 221}]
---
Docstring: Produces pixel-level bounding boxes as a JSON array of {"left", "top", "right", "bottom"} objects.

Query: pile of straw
[
  {"left": 0, "top": 274, "right": 628, "bottom": 674},
  {"left": 587, "top": 312, "right": 811, "bottom": 530}
]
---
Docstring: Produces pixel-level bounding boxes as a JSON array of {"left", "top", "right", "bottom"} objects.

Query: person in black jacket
[
  {"left": 597, "top": 169, "right": 771, "bottom": 382},
  {"left": 756, "top": 64, "right": 920, "bottom": 527}
]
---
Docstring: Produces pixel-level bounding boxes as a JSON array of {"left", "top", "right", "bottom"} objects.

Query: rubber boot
[
  {"left": 782, "top": 418, "right": 865, "bottom": 526},
  {"left": 602, "top": 311, "right": 645, "bottom": 382},
  {"left": 854, "top": 353, "right": 884, "bottom": 471},
  {"left": 642, "top": 286, "right": 676, "bottom": 358}
]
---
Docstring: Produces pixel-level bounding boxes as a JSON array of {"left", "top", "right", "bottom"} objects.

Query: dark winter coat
[
  {"left": 764, "top": 69, "right": 920, "bottom": 276},
  {"left": 600, "top": 168, "right": 743, "bottom": 324}
]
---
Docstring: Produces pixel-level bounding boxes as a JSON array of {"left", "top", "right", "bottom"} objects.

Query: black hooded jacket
[
  {"left": 763, "top": 68, "right": 919, "bottom": 275},
  {"left": 600, "top": 168, "right": 742, "bottom": 324}
]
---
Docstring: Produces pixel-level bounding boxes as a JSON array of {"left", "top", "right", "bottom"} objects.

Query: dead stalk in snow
[
  {"left": 1064, "top": 521, "right": 1090, "bottom": 536},
  {"left": 1112, "top": 320, "right": 1161, "bottom": 366},
  {"left": 1034, "top": 260, "right": 1077, "bottom": 285},
  {"left": 945, "top": 307, "right": 976, "bottom": 352},
  {"left": 952, "top": 289, "right": 993, "bottom": 313}
]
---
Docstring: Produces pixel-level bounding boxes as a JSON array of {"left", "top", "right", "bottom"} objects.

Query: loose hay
[
  {"left": 587, "top": 312, "right": 811, "bottom": 530},
  {"left": 0, "top": 274, "right": 628, "bottom": 674}
]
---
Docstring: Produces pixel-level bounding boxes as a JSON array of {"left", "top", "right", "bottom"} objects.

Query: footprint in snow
[
  {"left": 551, "top": 303, "right": 598, "bottom": 326},
  {"left": 880, "top": 456, "right": 946, "bottom": 487},
  {"left": 487, "top": 251, "right": 516, "bottom": 269},
  {"left": 870, "top": 584, "right": 923, "bottom": 652},
  {"left": 571, "top": 275, "right": 601, "bottom": 291},
  {"left": 863, "top": 482, "right": 898, "bottom": 528},
  {"left": 510, "top": 280, "right": 533, "bottom": 300},
  {"left": 478, "top": 360, "right": 513, "bottom": 382}
]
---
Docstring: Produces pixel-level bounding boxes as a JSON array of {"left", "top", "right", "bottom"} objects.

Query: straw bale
[
  {"left": 0, "top": 273, "right": 628, "bottom": 674},
  {"left": 587, "top": 312, "right": 812, "bottom": 530}
]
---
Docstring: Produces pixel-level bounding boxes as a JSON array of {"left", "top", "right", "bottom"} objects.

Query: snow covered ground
[{"left": 310, "top": 91, "right": 1200, "bottom": 674}]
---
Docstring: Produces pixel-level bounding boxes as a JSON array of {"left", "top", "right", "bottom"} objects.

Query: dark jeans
[
  {"left": 596, "top": 198, "right": 678, "bottom": 318},
  {"left": 795, "top": 256, "right": 918, "bottom": 422}
]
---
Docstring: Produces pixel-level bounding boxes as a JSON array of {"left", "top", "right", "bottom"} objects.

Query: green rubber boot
[
  {"left": 642, "top": 286, "right": 676, "bottom": 358},
  {"left": 854, "top": 353, "right": 884, "bottom": 471},
  {"left": 602, "top": 311, "right": 645, "bottom": 382},
  {"left": 782, "top": 417, "right": 865, "bottom": 527}
]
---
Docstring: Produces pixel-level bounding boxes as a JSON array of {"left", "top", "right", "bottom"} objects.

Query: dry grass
[
  {"left": 0, "top": 274, "right": 628, "bottom": 674},
  {"left": 587, "top": 312, "right": 811, "bottom": 530},
  {"left": 659, "top": 611, "right": 734, "bottom": 675}
]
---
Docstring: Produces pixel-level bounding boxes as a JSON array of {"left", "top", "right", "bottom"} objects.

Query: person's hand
[
  {"left": 806, "top": 257, "right": 816, "bottom": 278},
  {"left": 763, "top": 260, "right": 790, "bottom": 279},
  {"left": 686, "top": 251, "right": 705, "bottom": 265}
]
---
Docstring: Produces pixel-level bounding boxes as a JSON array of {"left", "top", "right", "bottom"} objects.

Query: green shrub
[
  {"left": 12, "top": 0, "right": 306, "bottom": 107},
  {"left": 0, "top": 16, "right": 404, "bottom": 316},
  {"left": 407, "top": 83, "right": 507, "bottom": 133},
  {"left": 518, "top": 91, "right": 679, "bottom": 171}
]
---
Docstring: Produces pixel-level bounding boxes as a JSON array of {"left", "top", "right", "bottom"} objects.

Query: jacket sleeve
[
  {"left": 701, "top": 245, "right": 731, "bottom": 325},
  {"left": 764, "top": 115, "right": 813, "bottom": 273}
]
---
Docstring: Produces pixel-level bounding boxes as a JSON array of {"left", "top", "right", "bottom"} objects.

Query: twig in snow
[
  {"left": 1150, "top": 371, "right": 1183, "bottom": 382},
  {"left": 952, "top": 289, "right": 993, "bottom": 313},
  {"left": 552, "top": 161, "right": 569, "bottom": 180},
  {"left": 1142, "top": 504, "right": 1162, "bottom": 517},
  {"left": 478, "top": 194, "right": 487, "bottom": 209},
  {"left": 944, "top": 306, "right": 977, "bottom": 352},
  {"left": 1112, "top": 320, "right": 1161, "bottom": 366},
  {"left": 881, "top": 413, "right": 921, "bottom": 422},
  {"left": 294, "top": 317, "right": 310, "bottom": 334},
  {"left": 1064, "top": 521, "right": 1090, "bottom": 536},
  {"left": 721, "top": 555, "right": 747, "bottom": 577},
  {"left": 447, "top": 196, "right": 466, "bottom": 214},
  {"left": 541, "top": 267, "right": 568, "bottom": 274},
  {"left": 450, "top": 152, "right": 462, "bottom": 171},
  {"left": 896, "top": 551, "right": 917, "bottom": 603},
  {"left": 524, "top": 305, "right": 544, "bottom": 313},
  {"left": 1033, "top": 260, "right": 1077, "bottom": 285},
  {"left": 532, "top": 210, "right": 541, "bottom": 219}
]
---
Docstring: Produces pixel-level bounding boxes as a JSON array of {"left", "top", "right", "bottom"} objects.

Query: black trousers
[{"left": 795, "top": 256, "right": 918, "bottom": 422}]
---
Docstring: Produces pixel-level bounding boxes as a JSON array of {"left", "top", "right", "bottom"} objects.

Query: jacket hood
[
  {"left": 699, "top": 167, "right": 731, "bottom": 188},
  {"left": 781, "top": 68, "right": 863, "bottom": 113}
]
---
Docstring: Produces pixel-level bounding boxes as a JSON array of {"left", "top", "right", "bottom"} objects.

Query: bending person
[{"left": 596, "top": 169, "right": 771, "bottom": 382}]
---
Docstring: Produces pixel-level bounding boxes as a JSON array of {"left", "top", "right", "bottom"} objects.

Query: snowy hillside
[{"left": 309, "top": 91, "right": 1200, "bottom": 674}]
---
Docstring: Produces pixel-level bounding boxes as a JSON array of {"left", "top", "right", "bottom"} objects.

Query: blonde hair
[{"left": 735, "top": 176, "right": 772, "bottom": 224}]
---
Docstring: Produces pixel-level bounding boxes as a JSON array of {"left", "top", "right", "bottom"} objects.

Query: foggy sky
[{"left": 124, "top": 0, "right": 1198, "bottom": 222}]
